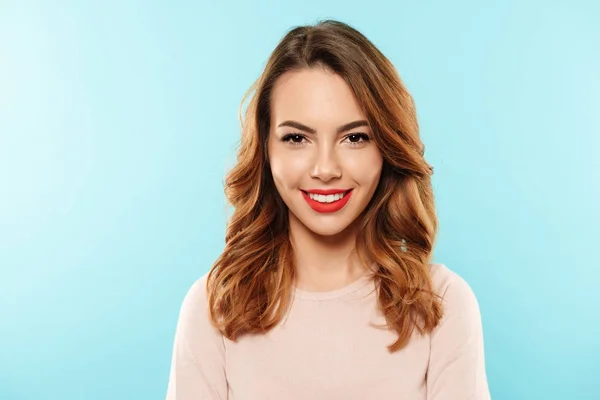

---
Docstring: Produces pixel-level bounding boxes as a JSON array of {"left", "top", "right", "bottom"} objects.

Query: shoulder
[
  {"left": 425, "top": 264, "right": 490, "bottom": 398},
  {"left": 181, "top": 272, "right": 210, "bottom": 309},
  {"left": 428, "top": 263, "right": 481, "bottom": 320},
  {"left": 175, "top": 271, "right": 215, "bottom": 334},
  {"left": 166, "top": 271, "right": 227, "bottom": 398}
]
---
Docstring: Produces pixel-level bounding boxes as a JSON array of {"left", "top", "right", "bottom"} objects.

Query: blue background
[{"left": 1, "top": 1, "right": 598, "bottom": 399}]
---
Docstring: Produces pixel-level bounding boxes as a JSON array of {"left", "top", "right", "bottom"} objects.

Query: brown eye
[
  {"left": 344, "top": 133, "right": 370, "bottom": 145},
  {"left": 281, "top": 133, "right": 307, "bottom": 145}
]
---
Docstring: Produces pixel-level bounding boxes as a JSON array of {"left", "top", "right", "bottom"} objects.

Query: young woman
[{"left": 166, "top": 19, "right": 490, "bottom": 400}]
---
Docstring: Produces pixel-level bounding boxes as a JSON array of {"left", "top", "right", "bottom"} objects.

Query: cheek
[
  {"left": 269, "top": 154, "right": 306, "bottom": 190},
  {"left": 344, "top": 151, "right": 383, "bottom": 185}
]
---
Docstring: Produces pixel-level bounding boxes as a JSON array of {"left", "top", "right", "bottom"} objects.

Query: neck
[{"left": 288, "top": 212, "right": 371, "bottom": 292}]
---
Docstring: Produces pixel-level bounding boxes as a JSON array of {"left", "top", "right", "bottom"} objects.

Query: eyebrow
[{"left": 276, "top": 119, "right": 369, "bottom": 134}]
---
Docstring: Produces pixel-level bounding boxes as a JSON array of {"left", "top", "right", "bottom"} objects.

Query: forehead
[{"left": 270, "top": 67, "right": 366, "bottom": 127}]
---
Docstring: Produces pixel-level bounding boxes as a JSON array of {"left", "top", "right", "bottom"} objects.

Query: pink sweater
[{"left": 165, "top": 263, "right": 490, "bottom": 399}]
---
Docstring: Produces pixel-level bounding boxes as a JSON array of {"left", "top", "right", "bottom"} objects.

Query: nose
[{"left": 309, "top": 144, "right": 342, "bottom": 182}]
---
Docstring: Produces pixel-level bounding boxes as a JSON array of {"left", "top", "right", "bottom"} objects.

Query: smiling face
[{"left": 267, "top": 66, "right": 383, "bottom": 238}]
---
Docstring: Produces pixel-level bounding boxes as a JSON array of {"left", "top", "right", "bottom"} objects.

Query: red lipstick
[{"left": 301, "top": 189, "right": 353, "bottom": 213}]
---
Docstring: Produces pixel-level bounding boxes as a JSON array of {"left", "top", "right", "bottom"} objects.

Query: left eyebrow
[{"left": 276, "top": 119, "right": 369, "bottom": 134}]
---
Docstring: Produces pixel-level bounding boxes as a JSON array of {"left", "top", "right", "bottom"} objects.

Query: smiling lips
[{"left": 301, "top": 188, "right": 353, "bottom": 213}]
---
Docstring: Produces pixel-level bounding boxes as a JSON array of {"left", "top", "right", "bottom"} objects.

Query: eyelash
[{"left": 280, "top": 133, "right": 371, "bottom": 146}]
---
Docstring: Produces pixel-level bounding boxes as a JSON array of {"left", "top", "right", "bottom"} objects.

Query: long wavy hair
[{"left": 207, "top": 19, "right": 443, "bottom": 352}]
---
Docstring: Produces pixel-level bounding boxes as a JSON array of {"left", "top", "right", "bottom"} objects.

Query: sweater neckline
[{"left": 293, "top": 272, "right": 374, "bottom": 301}]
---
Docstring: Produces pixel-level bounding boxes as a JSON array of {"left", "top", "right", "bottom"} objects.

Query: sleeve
[
  {"left": 426, "top": 275, "right": 491, "bottom": 400},
  {"left": 165, "top": 276, "right": 228, "bottom": 400}
]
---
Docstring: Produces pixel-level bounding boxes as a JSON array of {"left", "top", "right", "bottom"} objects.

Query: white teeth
[{"left": 308, "top": 192, "right": 345, "bottom": 203}]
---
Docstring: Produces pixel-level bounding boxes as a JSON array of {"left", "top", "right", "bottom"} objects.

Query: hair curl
[{"left": 207, "top": 19, "right": 443, "bottom": 352}]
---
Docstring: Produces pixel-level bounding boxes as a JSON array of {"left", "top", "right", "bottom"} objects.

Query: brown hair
[{"left": 207, "top": 19, "right": 442, "bottom": 352}]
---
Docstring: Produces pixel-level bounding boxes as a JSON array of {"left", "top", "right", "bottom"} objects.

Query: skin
[{"left": 267, "top": 66, "right": 383, "bottom": 292}]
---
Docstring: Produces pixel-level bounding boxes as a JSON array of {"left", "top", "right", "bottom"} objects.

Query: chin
[
  {"left": 300, "top": 216, "right": 358, "bottom": 238},
  {"left": 307, "top": 225, "right": 348, "bottom": 237}
]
